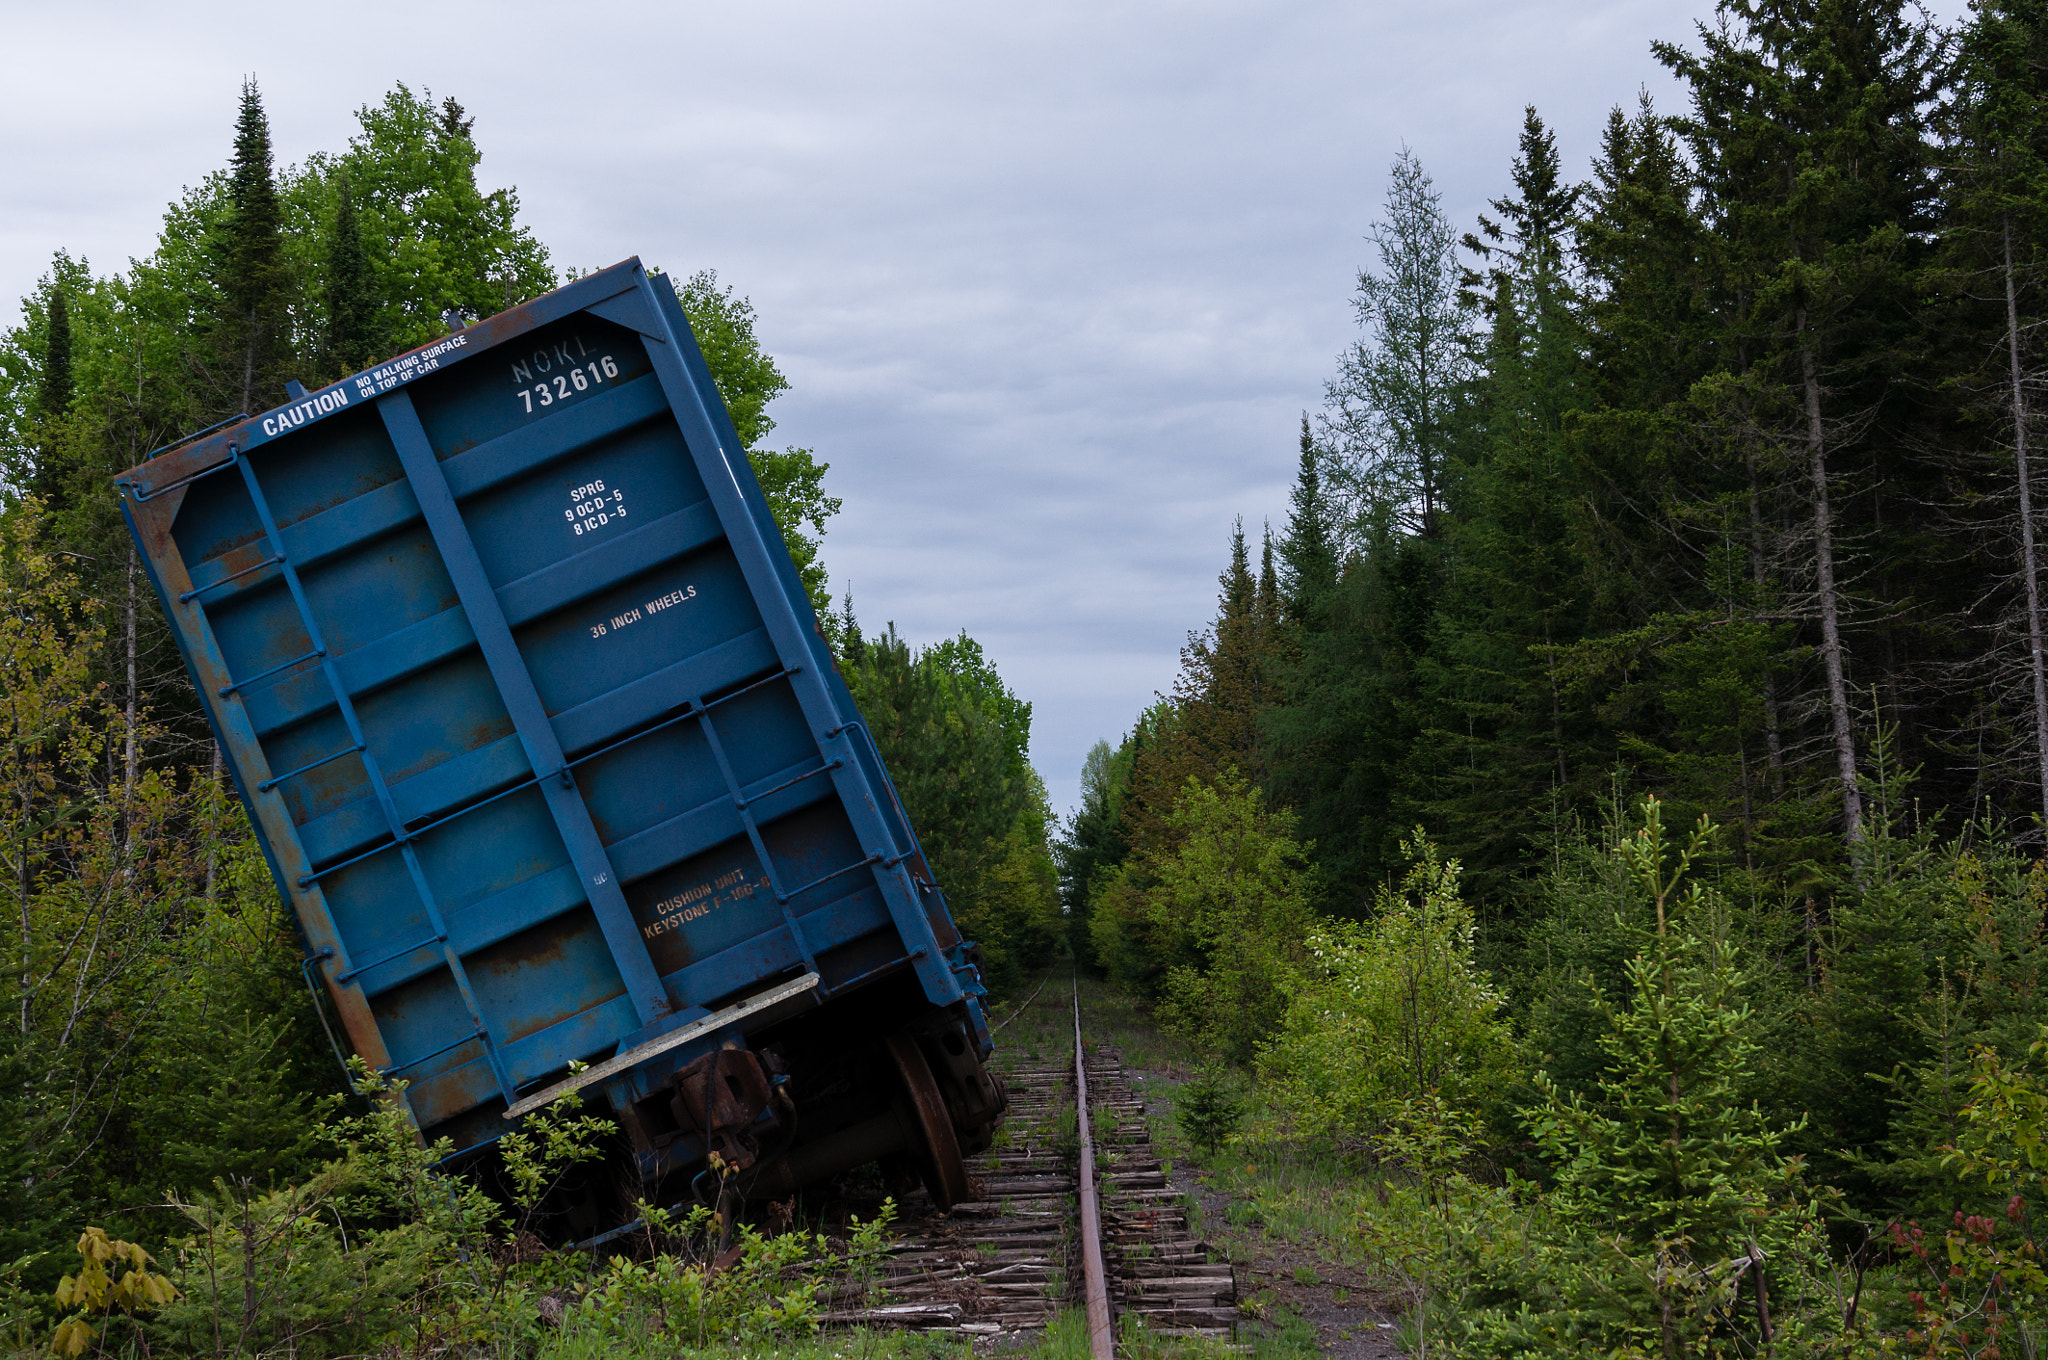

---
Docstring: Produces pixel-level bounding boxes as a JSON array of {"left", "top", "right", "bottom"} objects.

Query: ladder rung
[
  {"left": 259, "top": 741, "right": 367, "bottom": 791},
  {"left": 180, "top": 554, "right": 284, "bottom": 603},
  {"left": 381, "top": 1026, "right": 486, "bottom": 1076},
  {"left": 220, "top": 647, "right": 325, "bottom": 696},
  {"left": 776, "top": 851, "right": 882, "bottom": 906},
  {"left": 337, "top": 930, "right": 448, "bottom": 985},
  {"left": 736, "top": 757, "right": 842, "bottom": 809}
]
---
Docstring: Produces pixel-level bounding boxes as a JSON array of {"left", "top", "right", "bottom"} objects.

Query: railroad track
[{"left": 824, "top": 977, "right": 1237, "bottom": 1348}]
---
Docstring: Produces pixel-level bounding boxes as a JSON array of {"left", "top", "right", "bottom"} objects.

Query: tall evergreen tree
[
  {"left": 1659, "top": 0, "right": 1944, "bottom": 849},
  {"left": 1409, "top": 107, "right": 1593, "bottom": 890},
  {"left": 1268, "top": 152, "right": 1471, "bottom": 902},
  {"left": 1462, "top": 104, "right": 1583, "bottom": 317},
  {"left": 1324, "top": 146, "right": 1471, "bottom": 540},
  {"left": 1279, "top": 415, "right": 1338, "bottom": 622},
  {"left": 322, "top": 173, "right": 376, "bottom": 377},
  {"left": 209, "top": 77, "right": 292, "bottom": 417},
  {"left": 1935, "top": 0, "right": 2048, "bottom": 831},
  {"left": 31, "top": 285, "right": 74, "bottom": 507},
  {"left": 36, "top": 286, "right": 71, "bottom": 422}
]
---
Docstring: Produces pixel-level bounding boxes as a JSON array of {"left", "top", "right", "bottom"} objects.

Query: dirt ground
[
  {"left": 1151, "top": 1075, "right": 1405, "bottom": 1360},
  {"left": 990, "top": 974, "right": 1410, "bottom": 1359}
]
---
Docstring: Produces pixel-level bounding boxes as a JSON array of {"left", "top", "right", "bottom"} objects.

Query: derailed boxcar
[{"left": 117, "top": 259, "right": 1005, "bottom": 1221}]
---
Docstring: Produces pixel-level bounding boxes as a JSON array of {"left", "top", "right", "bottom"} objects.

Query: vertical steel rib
[
  {"left": 635, "top": 271, "right": 960, "bottom": 1008},
  {"left": 1074, "top": 982, "right": 1116, "bottom": 1360},
  {"left": 231, "top": 454, "right": 516, "bottom": 1104},
  {"left": 377, "top": 390, "right": 672, "bottom": 1028}
]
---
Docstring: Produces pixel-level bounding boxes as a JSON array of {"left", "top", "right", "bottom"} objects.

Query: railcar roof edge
[{"left": 117, "top": 258, "right": 653, "bottom": 497}]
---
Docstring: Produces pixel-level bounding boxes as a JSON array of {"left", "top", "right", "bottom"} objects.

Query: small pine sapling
[{"left": 1177, "top": 1070, "right": 1245, "bottom": 1157}]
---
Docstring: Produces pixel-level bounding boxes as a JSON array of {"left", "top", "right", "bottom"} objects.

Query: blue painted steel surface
[{"left": 119, "top": 260, "right": 986, "bottom": 1152}]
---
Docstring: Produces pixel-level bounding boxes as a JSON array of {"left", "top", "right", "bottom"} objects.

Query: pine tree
[
  {"left": 1409, "top": 107, "right": 1593, "bottom": 890},
  {"left": 1659, "top": 0, "right": 1944, "bottom": 850},
  {"left": 36, "top": 287, "right": 71, "bottom": 422},
  {"left": 1119, "top": 524, "right": 1280, "bottom": 871},
  {"left": 32, "top": 285, "right": 75, "bottom": 507},
  {"left": 208, "top": 77, "right": 292, "bottom": 417},
  {"left": 1527, "top": 801, "right": 1812, "bottom": 1358},
  {"left": 1935, "top": 0, "right": 2048, "bottom": 832},
  {"left": 322, "top": 173, "right": 376, "bottom": 376},
  {"left": 1256, "top": 524, "right": 1280, "bottom": 636},
  {"left": 1462, "top": 105, "right": 1583, "bottom": 318},
  {"left": 437, "top": 95, "right": 475, "bottom": 141},
  {"left": 1179, "top": 521, "right": 1270, "bottom": 786},
  {"left": 1278, "top": 415, "right": 1338, "bottom": 623},
  {"left": 1266, "top": 481, "right": 1438, "bottom": 900}
]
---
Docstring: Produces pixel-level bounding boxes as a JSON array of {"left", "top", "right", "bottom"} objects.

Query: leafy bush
[
  {"left": 547, "top": 1200, "right": 896, "bottom": 1354},
  {"left": 1260, "top": 833, "right": 1517, "bottom": 1157},
  {"left": 1093, "top": 773, "right": 1317, "bottom": 1061},
  {"left": 46, "top": 1228, "right": 177, "bottom": 1357}
]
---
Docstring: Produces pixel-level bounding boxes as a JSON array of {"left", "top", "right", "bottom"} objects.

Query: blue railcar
[{"left": 118, "top": 259, "right": 1005, "bottom": 1216}]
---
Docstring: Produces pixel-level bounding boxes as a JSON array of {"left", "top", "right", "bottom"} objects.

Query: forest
[
  {"left": 0, "top": 78, "right": 1062, "bottom": 1354},
  {"left": 1056, "top": 0, "right": 2048, "bottom": 1352},
  {"left": 21, "top": 0, "right": 2048, "bottom": 1353}
]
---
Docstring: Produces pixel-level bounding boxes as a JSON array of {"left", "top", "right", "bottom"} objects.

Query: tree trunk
[
  {"left": 1543, "top": 616, "right": 1567, "bottom": 789},
  {"left": 17, "top": 774, "right": 28, "bottom": 1037},
  {"left": 1746, "top": 448, "right": 1786, "bottom": 798},
  {"left": 124, "top": 545, "right": 138, "bottom": 822},
  {"left": 206, "top": 742, "right": 221, "bottom": 903},
  {"left": 1799, "top": 312, "right": 1864, "bottom": 845},
  {"left": 2004, "top": 217, "right": 2048, "bottom": 832}
]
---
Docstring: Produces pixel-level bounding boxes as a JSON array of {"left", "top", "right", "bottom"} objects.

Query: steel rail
[
  {"left": 1073, "top": 981, "right": 1116, "bottom": 1360},
  {"left": 990, "top": 969, "right": 1056, "bottom": 1036}
]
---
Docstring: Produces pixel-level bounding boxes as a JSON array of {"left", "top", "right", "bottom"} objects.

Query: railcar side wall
[{"left": 119, "top": 260, "right": 988, "bottom": 1157}]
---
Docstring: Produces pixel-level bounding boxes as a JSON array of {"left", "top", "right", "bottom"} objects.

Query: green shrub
[
  {"left": 1260, "top": 833, "right": 1517, "bottom": 1157},
  {"left": 1176, "top": 1071, "right": 1245, "bottom": 1156}
]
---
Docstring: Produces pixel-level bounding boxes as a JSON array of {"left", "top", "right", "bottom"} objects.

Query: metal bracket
[{"left": 503, "top": 971, "right": 820, "bottom": 1121}]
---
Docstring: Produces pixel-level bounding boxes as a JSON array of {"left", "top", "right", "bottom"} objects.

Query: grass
[
  {"left": 1062, "top": 973, "right": 1398, "bottom": 1356},
  {"left": 1017, "top": 1307, "right": 1318, "bottom": 1360},
  {"left": 536, "top": 1326, "right": 975, "bottom": 1360}
]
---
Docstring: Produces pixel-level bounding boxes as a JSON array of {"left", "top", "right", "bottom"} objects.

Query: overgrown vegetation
[
  {"left": 1058, "top": 1, "right": 2048, "bottom": 1351},
  {"left": 0, "top": 77, "right": 1059, "bottom": 1354}
]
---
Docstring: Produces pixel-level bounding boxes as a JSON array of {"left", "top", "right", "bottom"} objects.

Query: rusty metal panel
[{"left": 118, "top": 260, "right": 985, "bottom": 1149}]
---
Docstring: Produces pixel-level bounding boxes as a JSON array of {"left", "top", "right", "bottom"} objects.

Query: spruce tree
[
  {"left": 209, "top": 77, "right": 291, "bottom": 417},
  {"left": 1278, "top": 415, "right": 1338, "bottom": 623},
  {"left": 1461, "top": 104, "right": 1582, "bottom": 317},
  {"left": 1528, "top": 806, "right": 1810, "bottom": 1358},
  {"left": 36, "top": 287, "right": 71, "bottom": 423},
  {"left": 1659, "top": 0, "right": 1943, "bottom": 850},
  {"left": 1256, "top": 524, "right": 1279, "bottom": 635},
  {"left": 31, "top": 286, "right": 75, "bottom": 508},
  {"left": 322, "top": 173, "right": 376, "bottom": 376},
  {"left": 1935, "top": 0, "right": 2048, "bottom": 832},
  {"left": 1409, "top": 107, "right": 1593, "bottom": 891}
]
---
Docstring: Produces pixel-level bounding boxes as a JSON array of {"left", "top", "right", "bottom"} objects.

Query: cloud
[{"left": 4, "top": 0, "right": 1824, "bottom": 812}]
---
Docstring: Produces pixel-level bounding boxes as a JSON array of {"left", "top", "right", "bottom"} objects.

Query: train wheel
[{"left": 886, "top": 1032, "right": 971, "bottom": 1209}]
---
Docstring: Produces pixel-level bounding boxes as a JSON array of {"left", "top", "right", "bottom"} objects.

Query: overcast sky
[{"left": 4, "top": 0, "right": 1852, "bottom": 814}]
